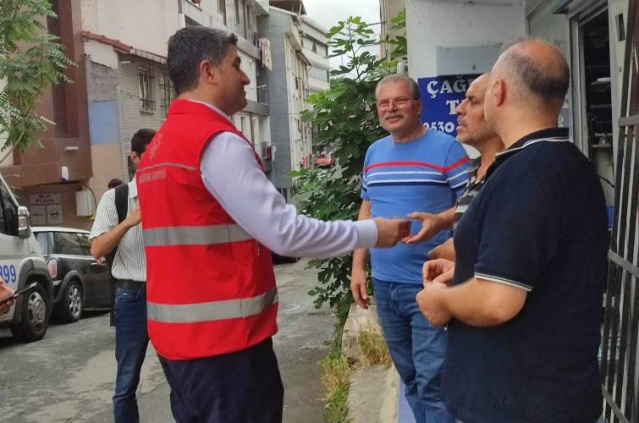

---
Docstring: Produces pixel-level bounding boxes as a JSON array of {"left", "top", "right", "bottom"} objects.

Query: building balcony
[
  {"left": 287, "top": 24, "right": 303, "bottom": 52},
  {"left": 303, "top": 49, "right": 329, "bottom": 71},
  {"left": 247, "top": 0, "right": 269, "bottom": 16}
]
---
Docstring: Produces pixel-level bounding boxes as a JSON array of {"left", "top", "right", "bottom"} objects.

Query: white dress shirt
[{"left": 196, "top": 102, "right": 378, "bottom": 258}]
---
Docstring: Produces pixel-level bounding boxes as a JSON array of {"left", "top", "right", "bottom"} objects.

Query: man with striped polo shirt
[
  {"left": 350, "top": 74, "right": 470, "bottom": 423},
  {"left": 90, "top": 129, "right": 182, "bottom": 423}
]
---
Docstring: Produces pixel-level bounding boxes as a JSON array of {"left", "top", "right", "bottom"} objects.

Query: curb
[{"left": 343, "top": 299, "right": 399, "bottom": 423}]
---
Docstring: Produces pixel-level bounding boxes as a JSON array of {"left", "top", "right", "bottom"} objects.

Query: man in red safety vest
[{"left": 136, "top": 26, "right": 410, "bottom": 423}]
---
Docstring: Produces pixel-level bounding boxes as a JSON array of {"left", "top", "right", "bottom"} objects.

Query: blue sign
[{"left": 418, "top": 74, "right": 480, "bottom": 137}]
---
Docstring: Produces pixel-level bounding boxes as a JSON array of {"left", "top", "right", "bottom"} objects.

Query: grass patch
[
  {"left": 322, "top": 351, "right": 352, "bottom": 423},
  {"left": 321, "top": 295, "right": 353, "bottom": 423},
  {"left": 321, "top": 296, "right": 391, "bottom": 422},
  {"left": 357, "top": 325, "right": 391, "bottom": 367}
]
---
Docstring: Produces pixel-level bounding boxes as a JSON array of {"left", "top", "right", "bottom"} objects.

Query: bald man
[{"left": 418, "top": 40, "right": 607, "bottom": 423}]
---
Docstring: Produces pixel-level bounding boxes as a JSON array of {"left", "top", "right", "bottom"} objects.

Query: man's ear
[
  {"left": 200, "top": 60, "right": 216, "bottom": 85},
  {"left": 494, "top": 79, "right": 506, "bottom": 107},
  {"left": 130, "top": 152, "right": 141, "bottom": 165}
]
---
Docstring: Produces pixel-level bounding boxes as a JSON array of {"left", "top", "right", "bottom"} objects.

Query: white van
[{"left": 0, "top": 175, "right": 53, "bottom": 342}]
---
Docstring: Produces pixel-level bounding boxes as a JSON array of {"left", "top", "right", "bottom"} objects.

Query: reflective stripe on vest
[
  {"left": 147, "top": 286, "right": 278, "bottom": 323},
  {"left": 144, "top": 224, "right": 253, "bottom": 246}
]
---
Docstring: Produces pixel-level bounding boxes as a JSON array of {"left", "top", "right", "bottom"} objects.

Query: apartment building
[
  {"left": 379, "top": 0, "right": 405, "bottom": 59},
  {"left": 0, "top": 0, "right": 93, "bottom": 229},
  {"left": 83, "top": 0, "right": 273, "bottom": 205},
  {"left": 261, "top": 0, "right": 329, "bottom": 198},
  {"left": 301, "top": 16, "right": 330, "bottom": 95},
  {"left": 0, "top": 0, "right": 275, "bottom": 229}
]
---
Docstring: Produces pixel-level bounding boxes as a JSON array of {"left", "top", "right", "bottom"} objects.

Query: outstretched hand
[{"left": 403, "top": 212, "right": 446, "bottom": 244}]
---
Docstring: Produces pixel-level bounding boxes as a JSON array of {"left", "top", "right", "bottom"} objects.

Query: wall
[
  {"left": 85, "top": 43, "right": 124, "bottom": 201},
  {"left": 20, "top": 184, "right": 95, "bottom": 231},
  {"left": 406, "top": 0, "right": 526, "bottom": 78},
  {"left": 265, "top": 9, "right": 293, "bottom": 190},
  {"left": 116, "top": 60, "right": 169, "bottom": 179},
  {"left": 82, "top": 0, "right": 179, "bottom": 57}
]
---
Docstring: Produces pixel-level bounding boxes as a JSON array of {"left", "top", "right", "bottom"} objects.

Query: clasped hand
[{"left": 416, "top": 258, "right": 456, "bottom": 327}]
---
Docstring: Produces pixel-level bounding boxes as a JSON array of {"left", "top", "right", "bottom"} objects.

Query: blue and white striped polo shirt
[{"left": 361, "top": 129, "right": 470, "bottom": 284}]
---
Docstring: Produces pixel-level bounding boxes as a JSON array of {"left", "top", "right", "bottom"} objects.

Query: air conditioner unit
[{"left": 76, "top": 190, "right": 94, "bottom": 217}]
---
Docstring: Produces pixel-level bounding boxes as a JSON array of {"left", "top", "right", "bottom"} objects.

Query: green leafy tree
[
  {"left": 0, "top": 0, "right": 74, "bottom": 155},
  {"left": 296, "top": 13, "right": 406, "bottom": 309}
]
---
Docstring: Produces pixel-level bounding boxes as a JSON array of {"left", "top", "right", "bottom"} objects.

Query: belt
[{"left": 116, "top": 279, "right": 146, "bottom": 290}]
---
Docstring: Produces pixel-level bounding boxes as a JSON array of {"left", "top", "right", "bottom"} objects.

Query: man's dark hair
[
  {"left": 131, "top": 129, "right": 156, "bottom": 156},
  {"left": 167, "top": 27, "right": 238, "bottom": 95},
  {"left": 107, "top": 178, "right": 123, "bottom": 189},
  {"left": 500, "top": 38, "right": 569, "bottom": 107}
]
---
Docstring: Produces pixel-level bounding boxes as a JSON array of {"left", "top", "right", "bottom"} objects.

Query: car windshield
[{"left": 52, "top": 232, "right": 91, "bottom": 256}]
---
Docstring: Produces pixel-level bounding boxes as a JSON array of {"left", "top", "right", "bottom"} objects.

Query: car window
[
  {"left": 53, "top": 232, "right": 91, "bottom": 256},
  {"left": 0, "top": 182, "right": 17, "bottom": 236},
  {"left": 35, "top": 232, "right": 50, "bottom": 255}
]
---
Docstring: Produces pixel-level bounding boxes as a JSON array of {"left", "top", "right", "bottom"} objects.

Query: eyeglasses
[{"left": 376, "top": 97, "right": 417, "bottom": 110}]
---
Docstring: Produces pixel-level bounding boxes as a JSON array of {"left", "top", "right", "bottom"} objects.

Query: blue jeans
[
  {"left": 373, "top": 279, "right": 452, "bottom": 423},
  {"left": 113, "top": 287, "right": 149, "bottom": 423}
]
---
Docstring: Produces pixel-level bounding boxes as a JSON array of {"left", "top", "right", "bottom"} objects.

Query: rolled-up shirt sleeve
[{"left": 200, "top": 133, "right": 378, "bottom": 258}]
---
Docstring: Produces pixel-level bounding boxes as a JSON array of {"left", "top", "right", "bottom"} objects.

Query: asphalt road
[{"left": 0, "top": 259, "right": 334, "bottom": 423}]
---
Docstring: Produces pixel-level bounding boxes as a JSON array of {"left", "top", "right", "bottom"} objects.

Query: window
[
  {"left": 35, "top": 233, "right": 50, "bottom": 255},
  {"left": 309, "top": 67, "right": 329, "bottom": 82},
  {"left": 311, "top": 43, "right": 317, "bottom": 53},
  {"left": 245, "top": 3, "right": 252, "bottom": 30},
  {"left": 0, "top": 183, "right": 16, "bottom": 235},
  {"left": 218, "top": 0, "right": 227, "bottom": 25},
  {"left": 160, "top": 74, "right": 175, "bottom": 110},
  {"left": 234, "top": 0, "right": 241, "bottom": 24},
  {"left": 53, "top": 232, "right": 91, "bottom": 256},
  {"left": 138, "top": 68, "right": 155, "bottom": 112}
]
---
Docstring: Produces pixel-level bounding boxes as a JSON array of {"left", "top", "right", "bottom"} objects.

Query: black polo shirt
[{"left": 443, "top": 128, "right": 608, "bottom": 423}]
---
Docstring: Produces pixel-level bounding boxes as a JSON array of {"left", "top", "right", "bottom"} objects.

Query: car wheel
[
  {"left": 10, "top": 282, "right": 51, "bottom": 342},
  {"left": 54, "top": 279, "right": 83, "bottom": 323}
]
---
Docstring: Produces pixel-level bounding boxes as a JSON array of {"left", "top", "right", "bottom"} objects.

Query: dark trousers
[{"left": 159, "top": 338, "right": 284, "bottom": 423}]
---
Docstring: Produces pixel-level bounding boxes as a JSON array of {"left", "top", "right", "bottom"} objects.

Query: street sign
[{"left": 418, "top": 74, "right": 480, "bottom": 138}]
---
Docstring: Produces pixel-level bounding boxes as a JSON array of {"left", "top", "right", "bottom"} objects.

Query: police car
[{"left": 0, "top": 175, "right": 53, "bottom": 342}]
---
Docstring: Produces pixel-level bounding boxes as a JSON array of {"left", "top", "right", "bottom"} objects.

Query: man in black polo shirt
[{"left": 417, "top": 39, "right": 608, "bottom": 423}]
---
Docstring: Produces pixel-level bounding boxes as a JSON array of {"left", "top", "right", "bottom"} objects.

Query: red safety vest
[{"left": 137, "top": 99, "right": 278, "bottom": 360}]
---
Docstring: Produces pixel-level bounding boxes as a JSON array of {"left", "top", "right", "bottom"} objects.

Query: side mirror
[{"left": 17, "top": 206, "right": 31, "bottom": 239}]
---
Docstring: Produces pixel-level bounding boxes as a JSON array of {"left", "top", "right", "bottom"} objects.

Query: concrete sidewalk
[{"left": 343, "top": 300, "right": 417, "bottom": 423}]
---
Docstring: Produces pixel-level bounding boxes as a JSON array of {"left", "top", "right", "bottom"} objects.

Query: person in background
[
  {"left": 108, "top": 178, "right": 123, "bottom": 189},
  {"left": 90, "top": 129, "right": 183, "bottom": 423}
]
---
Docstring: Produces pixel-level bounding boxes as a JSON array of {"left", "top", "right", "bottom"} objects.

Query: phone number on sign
[{"left": 423, "top": 121, "right": 456, "bottom": 134}]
